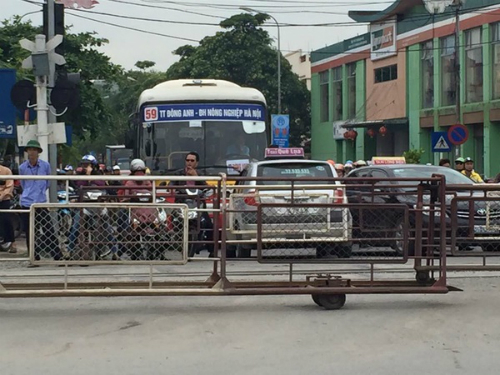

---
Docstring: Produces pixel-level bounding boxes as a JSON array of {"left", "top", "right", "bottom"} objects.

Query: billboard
[
  {"left": 0, "top": 69, "right": 17, "bottom": 139},
  {"left": 370, "top": 19, "right": 397, "bottom": 61}
]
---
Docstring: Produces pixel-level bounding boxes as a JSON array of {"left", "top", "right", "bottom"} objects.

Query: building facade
[
  {"left": 310, "top": 0, "right": 500, "bottom": 178},
  {"left": 285, "top": 50, "right": 312, "bottom": 90}
]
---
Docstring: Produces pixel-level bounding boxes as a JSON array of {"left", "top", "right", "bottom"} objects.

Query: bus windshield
[{"left": 140, "top": 121, "right": 267, "bottom": 175}]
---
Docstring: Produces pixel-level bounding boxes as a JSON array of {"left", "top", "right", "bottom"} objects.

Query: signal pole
[{"left": 47, "top": 0, "right": 58, "bottom": 201}]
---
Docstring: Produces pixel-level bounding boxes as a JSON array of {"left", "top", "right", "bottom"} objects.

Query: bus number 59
[{"left": 144, "top": 107, "right": 159, "bottom": 121}]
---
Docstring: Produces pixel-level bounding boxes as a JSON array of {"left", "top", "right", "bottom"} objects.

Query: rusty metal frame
[{"left": 0, "top": 174, "right": 456, "bottom": 305}]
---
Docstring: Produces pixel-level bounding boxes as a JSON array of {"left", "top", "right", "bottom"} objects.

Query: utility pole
[
  {"left": 453, "top": 0, "right": 462, "bottom": 159},
  {"left": 47, "top": 0, "right": 58, "bottom": 201},
  {"left": 34, "top": 35, "right": 50, "bottom": 163}
]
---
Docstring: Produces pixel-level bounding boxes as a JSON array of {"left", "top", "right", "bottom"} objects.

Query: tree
[
  {"left": 0, "top": 17, "right": 122, "bottom": 139},
  {"left": 135, "top": 60, "right": 156, "bottom": 71},
  {"left": 167, "top": 13, "right": 310, "bottom": 146}
]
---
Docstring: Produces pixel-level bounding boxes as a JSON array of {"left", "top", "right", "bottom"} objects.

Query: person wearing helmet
[
  {"left": 462, "top": 157, "right": 483, "bottom": 183},
  {"left": 355, "top": 160, "right": 367, "bottom": 168},
  {"left": 344, "top": 161, "right": 354, "bottom": 176},
  {"left": 67, "top": 154, "right": 109, "bottom": 259},
  {"left": 19, "top": 140, "right": 63, "bottom": 261},
  {"left": 334, "top": 163, "right": 345, "bottom": 178},
  {"left": 63, "top": 165, "right": 74, "bottom": 175},
  {"left": 454, "top": 157, "right": 465, "bottom": 172},
  {"left": 326, "top": 160, "right": 336, "bottom": 167},
  {"left": 123, "top": 159, "right": 166, "bottom": 260}
]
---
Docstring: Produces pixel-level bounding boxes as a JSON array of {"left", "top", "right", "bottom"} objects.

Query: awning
[{"left": 341, "top": 118, "right": 408, "bottom": 129}]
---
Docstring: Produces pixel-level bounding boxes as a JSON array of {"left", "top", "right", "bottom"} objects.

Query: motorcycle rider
[
  {"left": 68, "top": 155, "right": 119, "bottom": 260},
  {"left": 170, "top": 152, "right": 214, "bottom": 257},
  {"left": 122, "top": 159, "right": 166, "bottom": 260}
]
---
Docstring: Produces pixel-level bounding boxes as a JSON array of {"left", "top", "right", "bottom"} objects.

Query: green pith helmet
[{"left": 25, "top": 139, "right": 43, "bottom": 153}]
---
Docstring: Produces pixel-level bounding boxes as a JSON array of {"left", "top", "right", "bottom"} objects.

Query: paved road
[{"left": 1, "top": 276, "right": 500, "bottom": 375}]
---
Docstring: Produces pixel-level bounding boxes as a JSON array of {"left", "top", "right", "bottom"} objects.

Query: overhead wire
[{"left": 14, "top": 0, "right": 500, "bottom": 55}]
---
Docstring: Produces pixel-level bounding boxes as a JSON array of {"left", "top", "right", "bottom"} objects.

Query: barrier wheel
[
  {"left": 416, "top": 271, "right": 431, "bottom": 284},
  {"left": 316, "top": 294, "right": 346, "bottom": 310},
  {"left": 311, "top": 294, "right": 322, "bottom": 307}
]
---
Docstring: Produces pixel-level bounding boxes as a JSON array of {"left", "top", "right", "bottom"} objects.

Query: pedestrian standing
[
  {"left": 0, "top": 160, "right": 16, "bottom": 253},
  {"left": 19, "top": 140, "right": 62, "bottom": 260}
]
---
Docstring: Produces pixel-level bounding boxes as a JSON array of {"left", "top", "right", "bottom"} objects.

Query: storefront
[{"left": 311, "top": 0, "right": 500, "bottom": 178}]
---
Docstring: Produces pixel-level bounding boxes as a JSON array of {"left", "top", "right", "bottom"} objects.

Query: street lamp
[
  {"left": 240, "top": 7, "right": 281, "bottom": 114},
  {"left": 423, "top": 0, "right": 466, "bottom": 159},
  {"left": 18, "top": 10, "right": 42, "bottom": 21}
]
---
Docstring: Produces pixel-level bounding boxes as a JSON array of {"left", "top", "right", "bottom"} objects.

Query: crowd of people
[
  {"left": 0, "top": 141, "right": 209, "bottom": 261},
  {"left": 1, "top": 140, "right": 499, "bottom": 258}
]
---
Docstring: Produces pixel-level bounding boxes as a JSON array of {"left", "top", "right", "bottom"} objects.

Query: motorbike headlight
[
  {"left": 86, "top": 192, "right": 104, "bottom": 200},
  {"left": 158, "top": 210, "right": 167, "bottom": 223},
  {"left": 415, "top": 205, "right": 442, "bottom": 217}
]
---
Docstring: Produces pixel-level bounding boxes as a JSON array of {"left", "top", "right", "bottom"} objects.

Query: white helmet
[
  {"left": 130, "top": 158, "right": 146, "bottom": 172},
  {"left": 81, "top": 154, "right": 97, "bottom": 165}
]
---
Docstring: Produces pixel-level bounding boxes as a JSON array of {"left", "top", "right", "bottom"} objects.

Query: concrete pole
[
  {"left": 267, "top": 14, "right": 282, "bottom": 115},
  {"left": 34, "top": 35, "right": 49, "bottom": 163}
]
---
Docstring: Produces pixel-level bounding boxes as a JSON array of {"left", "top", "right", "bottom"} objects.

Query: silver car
[{"left": 228, "top": 159, "right": 352, "bottom": 258}]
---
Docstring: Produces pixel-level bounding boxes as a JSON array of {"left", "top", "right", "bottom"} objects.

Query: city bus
[{"left": 131, "top": 79, "right": 268, "bottom": 175}]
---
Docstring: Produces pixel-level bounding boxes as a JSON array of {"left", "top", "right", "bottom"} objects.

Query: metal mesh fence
[
  {"left": 31, "top": 203, "right": 189, "bottom": 265},
  {"left": 241, "top": 203, "right": 410, "bottom": 263},
  {"left": 450, "top": 193, "right": 500, "bottom": 255}
]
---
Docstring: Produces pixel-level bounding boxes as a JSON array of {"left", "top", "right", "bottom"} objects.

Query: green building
[{"left": 311, "top": 0, "right": 500, "bottom": 178}]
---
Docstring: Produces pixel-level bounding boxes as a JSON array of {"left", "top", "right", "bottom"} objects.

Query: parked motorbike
[
  {"left": 171, "top": 188, "right": 213, "bottom": 258},
  {"left": 57, "top": 187, "right": 78, "bottom": 240},
  {"left": 80, "top": 189, "right": 116, "bottom": 260},
  {"left": 129, "top": 193, "right": 168, "bottom": 260}
]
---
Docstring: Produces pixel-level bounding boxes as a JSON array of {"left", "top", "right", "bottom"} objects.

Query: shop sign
[
  {"left": 333, "top": 121, "right": 347, "bottom": 140},
  {"left": 370, "top": 18, "right": 397, "bottom": 61}
]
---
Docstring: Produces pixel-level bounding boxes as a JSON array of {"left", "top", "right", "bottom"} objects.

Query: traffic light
[
  {"left": 43, "top": 3, "right": 65, "bottom": 56},
  {"left": 51, "top": 72, "right": 80, "bottom": 112}
]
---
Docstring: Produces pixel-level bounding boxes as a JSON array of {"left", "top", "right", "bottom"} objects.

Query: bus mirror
[{"left": 125, "top": 129, "right": 135, "bottom": 149}]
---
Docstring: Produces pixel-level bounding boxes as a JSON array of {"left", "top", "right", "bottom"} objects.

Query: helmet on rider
[
  {"left": 81, "top": 154, "right": 98, "bottom": 166},
  {"left": 130, "top": 159, "right": 146, "bottom": 174}
]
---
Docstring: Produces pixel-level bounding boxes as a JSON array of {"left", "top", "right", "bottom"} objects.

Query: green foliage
[
  {"left": 167, "top": 13, "right": 311, "bottom": 146},
  {"left": 135, "top": 60, "right": 156, "bottom": 71},
  {"left": 403, "top": 148, "right": 425, "bottom": 164}
]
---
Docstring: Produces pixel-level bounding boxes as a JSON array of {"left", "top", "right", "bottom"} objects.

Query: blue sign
[
  {"left": 271, "top": 114, "right": 290, "bottom": 148},
  {"left": 65, "top": 125, "right": 73, "bottom": 146},
  {"left": 0, "top": 69, "right": 17, "bottom": 139},
  {"left": 142, "top": 103, "right": 266, "bottom": 123},
  {"left": 432, "top": 131, "right": 451, "bottom": 152}
]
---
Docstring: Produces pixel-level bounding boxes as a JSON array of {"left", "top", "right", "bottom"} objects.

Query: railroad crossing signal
[{"left": 20, "top": 34, "right": 66, "bottom": 75}]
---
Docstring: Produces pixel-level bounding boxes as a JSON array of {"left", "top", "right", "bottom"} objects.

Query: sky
[{"left": 2, "top": 0, "right": 392, "bottom": 71}]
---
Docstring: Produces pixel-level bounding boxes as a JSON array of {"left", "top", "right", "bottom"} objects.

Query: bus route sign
[{"left": 142, "top": 103, "right": 266, "bottom": 123}]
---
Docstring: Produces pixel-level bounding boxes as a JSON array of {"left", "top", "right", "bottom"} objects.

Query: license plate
[{"left": 474, "top": 225, "right": 498, "bottom": 235}]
